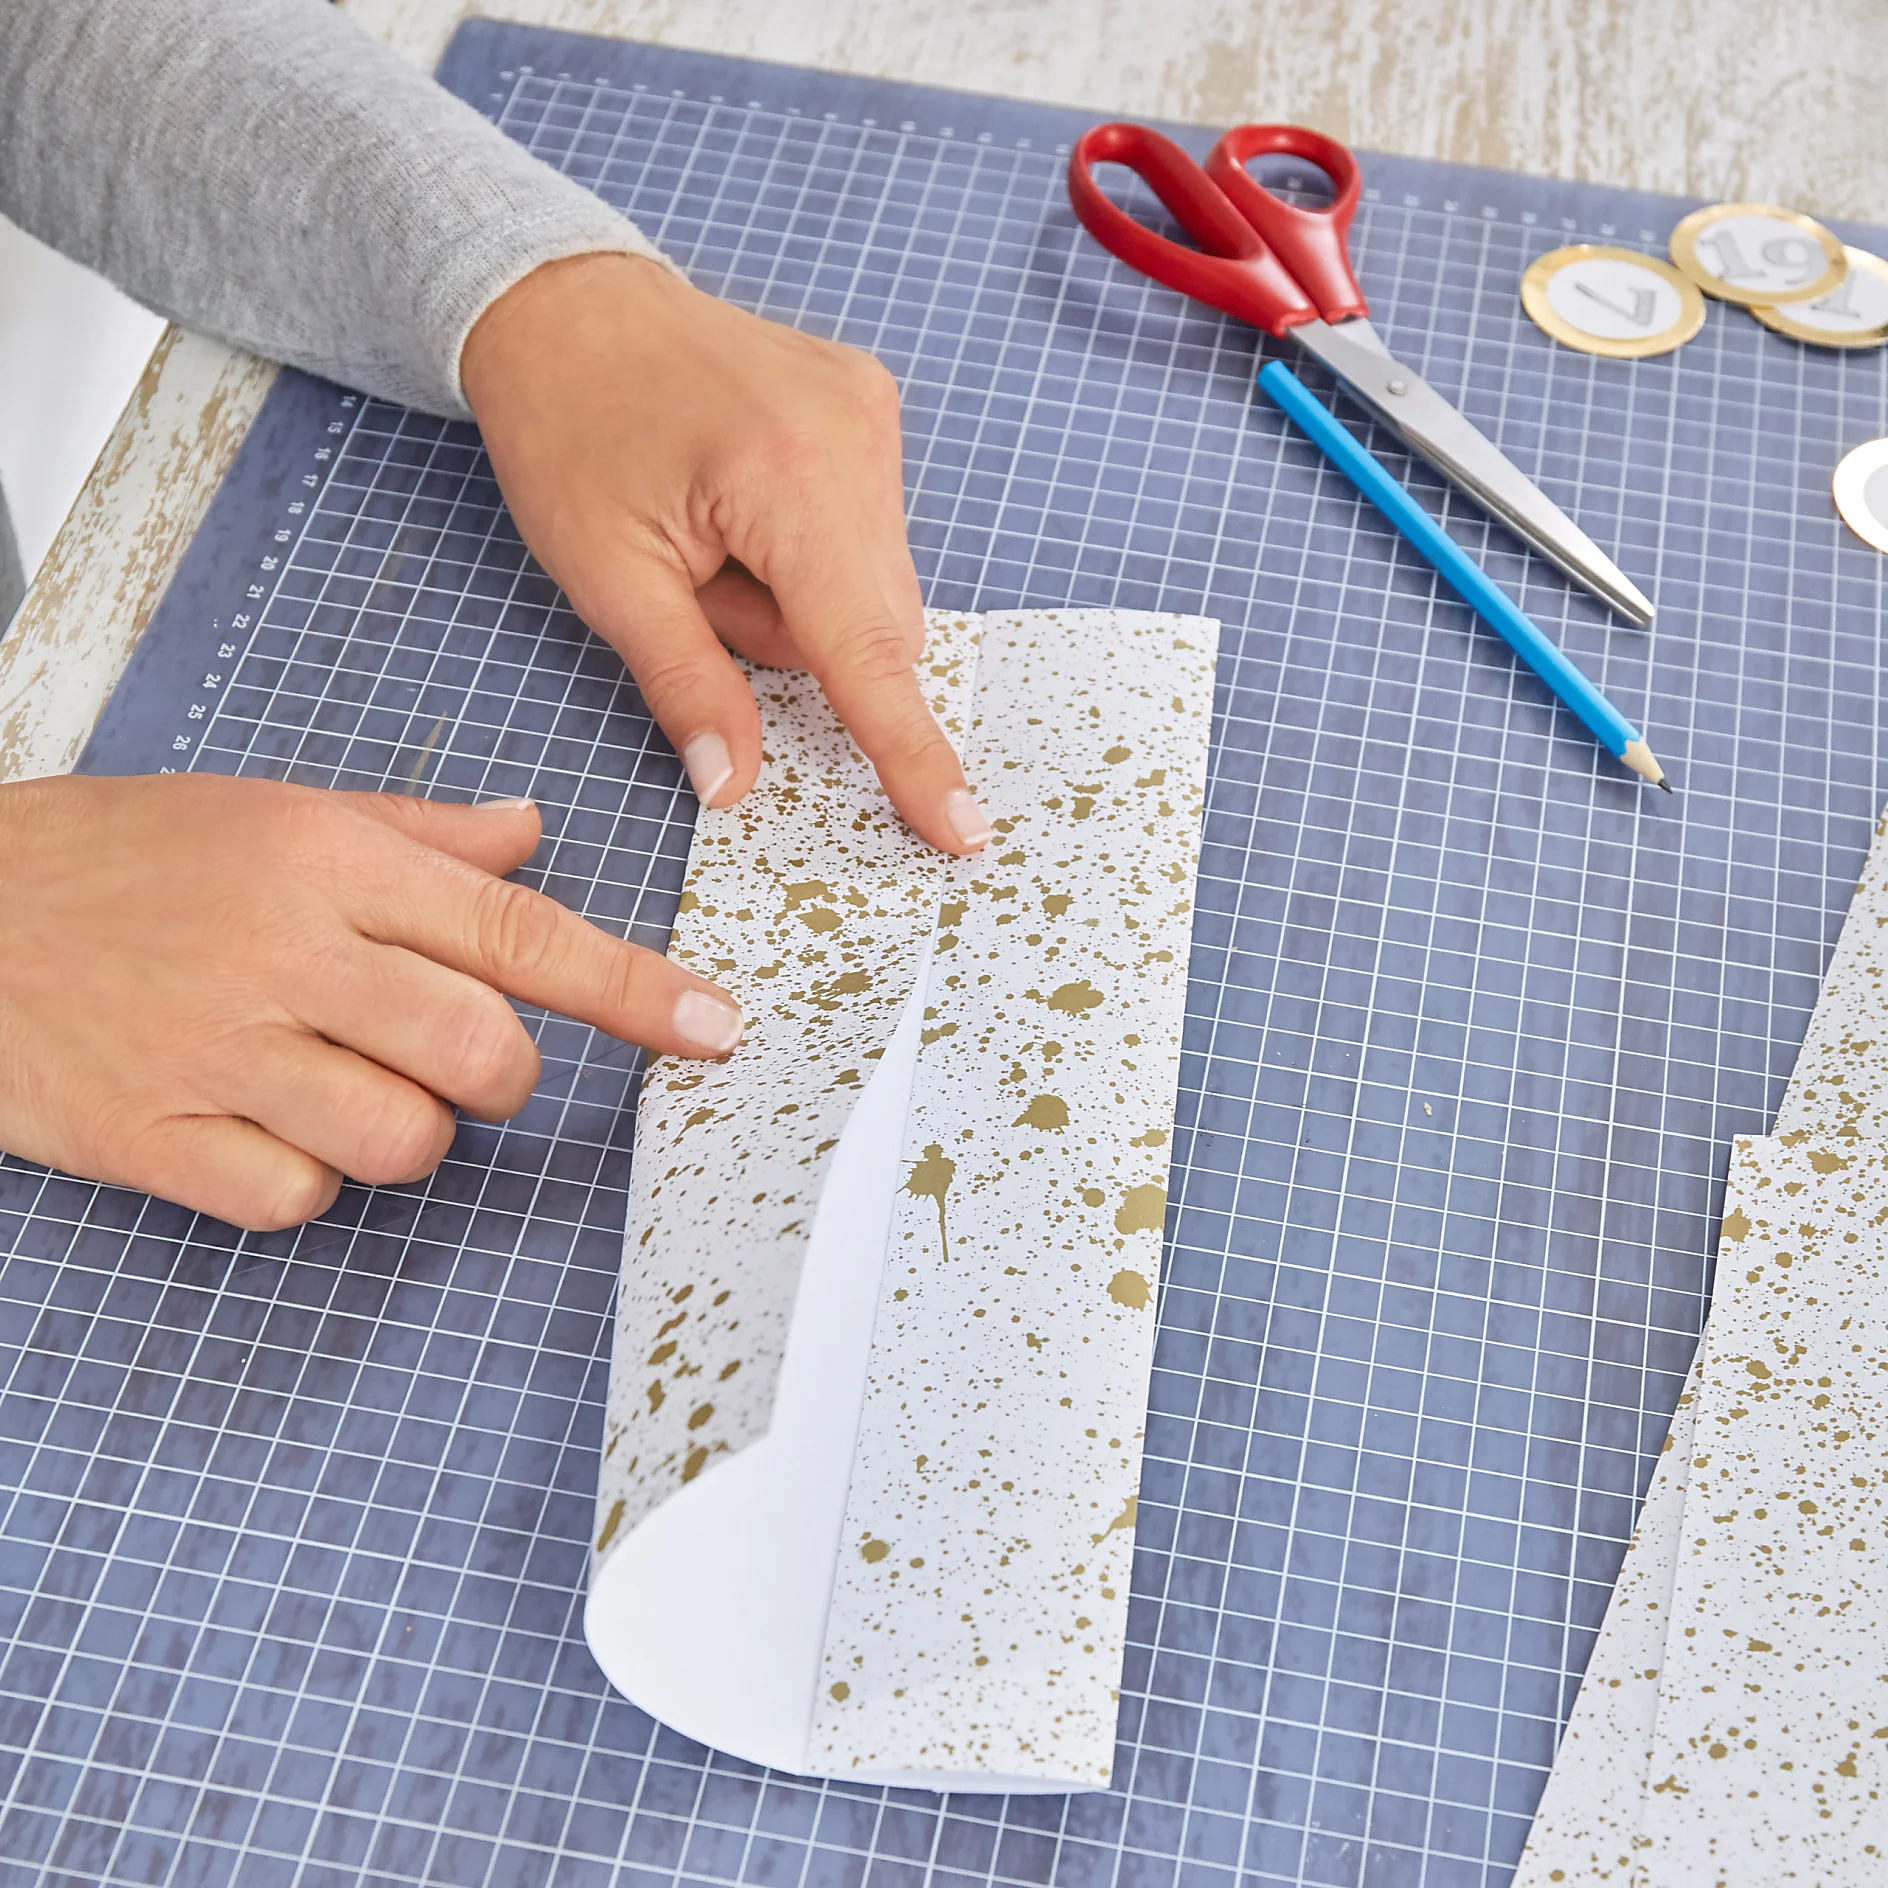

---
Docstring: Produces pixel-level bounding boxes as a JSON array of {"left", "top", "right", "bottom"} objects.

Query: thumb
[
  {"left": 569, "top": 551, "right": 763, "bottom": 810},
  {"left": 335, "top": 790, "right": 543, "bottom": 875}
]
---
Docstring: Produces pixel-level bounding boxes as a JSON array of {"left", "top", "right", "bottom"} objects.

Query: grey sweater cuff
[{"left": 0, "top": 0, "right": 672, "bottom": 418}]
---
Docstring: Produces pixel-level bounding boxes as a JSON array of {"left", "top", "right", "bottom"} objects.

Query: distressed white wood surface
[{"left": 5, "top": 0, "right": 1885, "bottom": 782}]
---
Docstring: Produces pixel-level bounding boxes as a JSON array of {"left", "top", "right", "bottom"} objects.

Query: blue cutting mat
[{"left": 6, "top": 21, "right": 1888, "bottom": 1888}]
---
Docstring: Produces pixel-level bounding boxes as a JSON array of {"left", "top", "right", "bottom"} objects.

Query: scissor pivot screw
[{"left": 1386, "top": 377, "right": 1409, "bottom": 395}]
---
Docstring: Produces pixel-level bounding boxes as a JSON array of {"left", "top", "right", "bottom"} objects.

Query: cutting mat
[{"left": 5, "top": 20, "right": 1887, "bottom": 1888}]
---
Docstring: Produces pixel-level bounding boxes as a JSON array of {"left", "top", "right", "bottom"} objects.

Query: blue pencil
[{"left": 1256, "top": 359, "right": 1671, "bottom": 792}]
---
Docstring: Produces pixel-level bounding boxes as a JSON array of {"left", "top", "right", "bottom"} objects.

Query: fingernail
[
  {"left": 476, "top": 795, "right": 536, "bottom": 812},
  {"left": 682, "top": 732, "right": 736, "bottom": 807},
  {"left": 673, "top": 987, "right": 744, "bottom": 1055},
  {"left": 942, "top": 787, "right": 993, "bottom": 851}
]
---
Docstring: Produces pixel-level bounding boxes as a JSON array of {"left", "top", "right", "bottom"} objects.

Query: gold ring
[
  {"left": 1670, "top": 202, "right": 1847, "bottom": 306},
  {"left": 1519, "top": 245, "right": 1705, "bottom": 359},
  {"left": 1752, "top": 246, "right": 1888, "bottom": 348}
]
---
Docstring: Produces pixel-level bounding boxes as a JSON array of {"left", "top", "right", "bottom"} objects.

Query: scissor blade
[{"left": 1290, "top": 320, "right": 1656, "bottom": 627}]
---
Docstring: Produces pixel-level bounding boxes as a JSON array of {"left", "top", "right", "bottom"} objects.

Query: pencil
[{"left": 1256, "top": 359, "right": 1671, "bottom": 792}]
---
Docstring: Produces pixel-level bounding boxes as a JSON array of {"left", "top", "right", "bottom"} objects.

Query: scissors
[{"left": 1067, "top": 123, "right": 1656, "bottom": 627}]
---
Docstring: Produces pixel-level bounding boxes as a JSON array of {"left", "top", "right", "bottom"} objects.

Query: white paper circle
[
  {"left": 1832, "top": 437, "right": 1888, "bottom": 554},
  {"left": 1865, "top": 465, "right": 1888, "bottom": 528},
  {"left": 1686, "top": 213, "right": 1834, "bottom": 298},
  {"left": 1779, "top": 249, "right": 1888, "bottom": 336},
  {"left": 1544, "top": 256, "right": 1688, "bottom": 341}
]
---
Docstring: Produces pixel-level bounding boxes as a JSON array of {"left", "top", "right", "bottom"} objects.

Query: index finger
[
  {"left": 767, "top": 547, "right": 992, "bottom": 856},
  {"left": 353, "top": 842, "right": 744, "bottom": 1059}
]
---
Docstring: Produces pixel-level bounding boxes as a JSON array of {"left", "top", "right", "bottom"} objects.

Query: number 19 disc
[{"left": 1670, "top": 202, "right": 1847, "bottom": 306}]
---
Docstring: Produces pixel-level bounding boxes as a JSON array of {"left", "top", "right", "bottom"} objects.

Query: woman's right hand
[{"left": 0, "top": 772, "right": 743, "bottom": 1230}]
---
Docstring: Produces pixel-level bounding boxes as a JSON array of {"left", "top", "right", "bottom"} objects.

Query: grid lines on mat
[{"left": 5, "top": 24, "right": 1888, "bottom": 1888}]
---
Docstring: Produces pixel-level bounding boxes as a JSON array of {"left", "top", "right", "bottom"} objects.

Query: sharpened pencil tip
[
  {"left": 1620, "top": 738, "right": 1670, "bottom": 791},
  {"left": 1657, "top": 775, "right": 1674, "bottom": 794}
]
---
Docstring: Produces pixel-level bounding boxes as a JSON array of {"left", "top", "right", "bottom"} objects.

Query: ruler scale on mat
[{"left": 3, "top": 21, "right": 1887, "bottom": 1888}]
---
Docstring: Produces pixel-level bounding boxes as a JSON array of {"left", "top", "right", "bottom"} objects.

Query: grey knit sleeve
[{"left": 0, "top": 0, "right": 670, "bottom": 418}]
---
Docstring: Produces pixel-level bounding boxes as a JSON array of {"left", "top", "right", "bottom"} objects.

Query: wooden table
[{"left": 4, "top": 0, "right": 1884, "bottom": 785}]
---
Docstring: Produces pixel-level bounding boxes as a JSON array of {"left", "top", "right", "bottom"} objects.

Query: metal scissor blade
[{"left": 1290, "top": 319, "right": 1656, "bottom": 627}]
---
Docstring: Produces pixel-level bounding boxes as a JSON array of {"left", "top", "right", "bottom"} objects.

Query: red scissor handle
[
  {"left": 1206, "top": 124, "right": 1367, "bottom": 324},
  {"left": 1067, "top": 121, "right": 1368, "bottom": 337}
]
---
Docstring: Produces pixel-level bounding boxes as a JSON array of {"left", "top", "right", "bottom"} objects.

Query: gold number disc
[
  {"left": 1669, "top": 202, "right": 1847, "bottom": 305},
  {"left": 1833, "top": 438, "right": 1888, "bottom": 555},
  {"left": 1519, "top": 245, "right": 1706, "bottom": 359},
  {"left": 1752, "top": 246, "right": 1888, "bottom": 349}
]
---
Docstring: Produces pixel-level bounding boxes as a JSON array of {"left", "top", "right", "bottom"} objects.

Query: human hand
[
  {"left": 460, "top": 253, "right": 991, "bottom": 856},
  {"left": 0, "top": 773, "right": 743, "bottom": 1231}
]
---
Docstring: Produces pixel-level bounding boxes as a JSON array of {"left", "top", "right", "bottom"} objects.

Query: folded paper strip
[
  {"left": 586, "top": 608, "right": 1219, "bottom": 1791},
  {"left": 1637, "top": 1134, "right": 1888, "bottom": 1877},
  {"left": 1515, "top": 805, "right": 1888, "bottom": 1887}
]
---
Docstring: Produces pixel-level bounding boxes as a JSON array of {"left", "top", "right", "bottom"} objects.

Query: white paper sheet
[
  {"left": 1636, "top": 1135, "right": 1888, "bottom": 1883},
  {"left": 810, "top": 608, "right": 1218, "bottom": 1788},
  {"left": 1515, "top": 805, "right": 1888, "bottom": 1879},
  {"left": 1777, "top": 806, "right": 1888, "bottom": 1141},
  {"left": 585, "top": 608, "right": 1219, "bottom": 1790},
  {"left": 1510, "top": 1365, "right": 1698, "bottom": 1886}
]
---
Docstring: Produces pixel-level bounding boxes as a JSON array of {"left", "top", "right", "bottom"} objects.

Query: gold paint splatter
[
  {"left": 687, "top": 1403, "right": 715, "bottom": 1430},
  {"left": 597, "top": 1498, "right": 625, "bottom": 1553},
  {"left": 1808, "top": 1148, "right": 1850, "bottom": 1173},
  {"left": 861, "top": 1538, "right": 891, "bottom": 1563},
  {"left": 1108, "top": 1270, "right": 1150, "bottom": 1309},
  {"left": 1091, "top": 1495, "right": 1138, "bottom": 1545},
  {"left": 1104, "top": 744, "right": 1131, "bottom": 763},
  {"left": 798, "top": 907, "right": 842, "bottom": 932},
  {"left": 1115, "top": 1184, "right": 1167, "bottom": 1234},
  {"left": 682, "top": 1446, "right": 709, "bottom": 1483},
  {"left": 1047, "top": 979, "right": 1104, "bottom": 1014},
  {"left": 1016, "top": 1094, "right": 1069, "bottom": 1130},
  {"left": 1721, "top": 1207, "right": 1752, "bottom": 1242},
  {"left": 905, "top": 1143, "right": 956, "bottom": 1263},
  {"left": 830, "top": 1681, "right": 850, "bottom": 1701},
  {"left": 1082, "top": 1187, "right": 1106, "bottom": 1206}
]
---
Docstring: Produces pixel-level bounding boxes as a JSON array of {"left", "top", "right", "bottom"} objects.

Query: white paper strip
[
  {"left": 811, "top": 608, "right": 1218, "bottom": 1788},
  {"left": 592, "top": 613, "right": 980, "bottom": 1550},
  {"left": 1636, "top": 1134, "right": 1888, "bottom": 1883},
  {"left": 1510, "top": 1364, "right": 1698, "bottom": 1887},
  {"left": 585, "top": 608, "right": 1218, "bottom": 1790},
  {"left": 1778, "top": 807, "right": 1888, "bottom": 1140},
  {"left": 1516, "top": 804, "right": 1888, "bottom": 1877}
]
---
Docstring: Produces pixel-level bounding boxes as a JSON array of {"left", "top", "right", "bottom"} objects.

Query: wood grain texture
[
  {"left": 0, "top": 330, "right": 273, "bottom": 780},
  {"left": 5, "top": 0, "right": 1884, "bottom": 782}
]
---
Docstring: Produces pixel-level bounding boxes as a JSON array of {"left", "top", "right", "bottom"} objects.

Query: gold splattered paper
[
  {"left": 1777, "top": 804, "right": 1888, "bottom": 1138},
  {"left": 1516, "top": 801, "right": 1888, "bottom": 1879},
  {"left": 1635, "top": 1134, "right": 1888, "bottom": 1883},
  {"left": 593, "top": 613, "right": 980, "bottom": 1551},
  {"left": 810, "top": 608, "right": 1219, "bottom": 1788},
  {"left": 1510, "top": 1362, "right": 1699, "bottom": 1887},
  {"left": 584, "top": 609, "right": 1219, "bottom": 1792}
]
